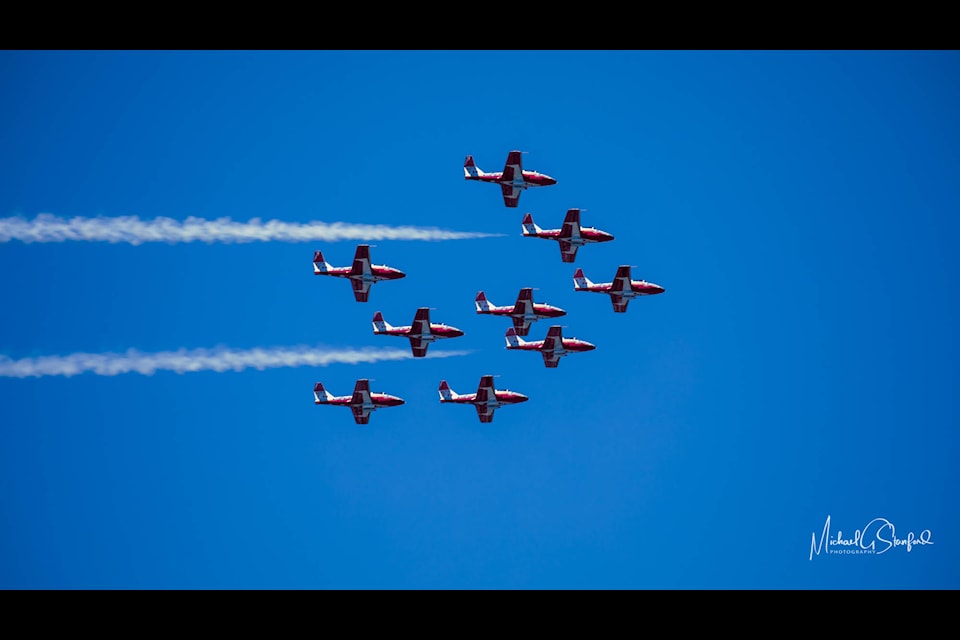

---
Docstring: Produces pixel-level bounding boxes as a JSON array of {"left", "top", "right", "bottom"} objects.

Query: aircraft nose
[
  {"left": 547, "top": 177, "right": 557, "bottom": 186},
  {"left": 652, "top": 284, "right": 666, "bottom": 294},
  {"left": 517, "top": 394, "right": 529, "bottom": 403}
]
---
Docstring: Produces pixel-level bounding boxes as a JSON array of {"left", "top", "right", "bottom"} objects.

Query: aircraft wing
[
  {"left": 541, "top": 351, "right": 560, "bottom": 368},
  {"left": 411, "top": 308, "right": 431, "bottom": 336},
  {"left": 611, "top": 295, "right": 630, "bottom": 313},
  {"left": 503, "top": 151, "right": 523, "bottom": 178},
  {"left": 477, "top": 375, "right": 496, "bottom": 397},
  {"left": 351, "top": 379, "right": 372, "bottom": 406},
  {"left": 511, "top": 316, "right": 532, "bottom": 336},
  {"left": 351, "top": 244, "right": 371, "bottom": 277},
  {"left": 500, "top": 183, "right": 520, "bottom": 208},
  {"left": 560, "top": 208, "right": 581, "bottom": 238},
  {"left": 475, "top": 384, "right": 495, "bottom": 422},
  {"left": 558, "top": 240, "right": 578, "bottom": 263},
  {"left": 409, "top": 336, "right": 429, "bottom": 358},
  {"left": 611, "top": 266, "right": 632, "bottom": 293},
  {"left": 540, "top": 326, "right": 564, "bottom": 366},
  {"left": 350, "top": 380, "right": 373, "bottom": 424},
  {"left": 512, "top": 288, "right": 534, "bottom": 315},
  {"left": 351, "top": 278, "right": 371, "bottom": 302}
]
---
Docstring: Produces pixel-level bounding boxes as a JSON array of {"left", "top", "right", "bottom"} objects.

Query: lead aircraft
[
  {"left": 313, "top": 379, "right": 405, "bottom": 425},
  {"left": 463, "top": 150, "right": 557, "bottom": 208},
  {"left": 438, "top": 375, "right": 528, "bottom": 423},
  {"left": 313, "top": 244, "right": 405, "bottom": 302}
]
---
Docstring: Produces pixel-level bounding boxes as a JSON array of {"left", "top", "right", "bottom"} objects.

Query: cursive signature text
[{"left": 810, "top": 515, "right": 933, "bottom": 560}]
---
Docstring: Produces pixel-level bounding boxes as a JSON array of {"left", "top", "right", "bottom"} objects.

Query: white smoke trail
[
  {"left": 0, "top": 214, "right": 503, "bottom": 245},
  {"left": 0, "top": 345, "right": 472, "bottom": 378}
]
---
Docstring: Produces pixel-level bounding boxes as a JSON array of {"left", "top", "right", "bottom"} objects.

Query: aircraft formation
[{"left": 312, "top": 150, "right": 666, "bottom": 424}]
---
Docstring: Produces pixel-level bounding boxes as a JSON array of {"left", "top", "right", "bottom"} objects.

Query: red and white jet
[
  {"left": 521, "top": 208, "right": 614, "bottom": 263},
  {"left": 574, "top": 266, "right": 666, "bottom": 313},
  {"left": 313, "top": 244, "right": 405, "bottom": 303},
  {"left": 504, "top": 325, "right": 596, "bottom": 368},
  {"left": 474, "top": 287, "right": 566, "bottom": 337},
  {"left": 313, "top": 379, "right": 405, "bottom": 425},
  {"left": 463, "top": 150, "right": 557, "bottom": 208},
  {"left": 372, "top": 307, "right": 465, "bottom": 358},
  {"left": 438, "top": 375, "right": 528, "bottom": 423}
]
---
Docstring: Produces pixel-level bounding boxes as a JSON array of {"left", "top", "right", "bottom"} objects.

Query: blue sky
[{"left": 1, "top": 50, "right": 956, "bottom": 589}]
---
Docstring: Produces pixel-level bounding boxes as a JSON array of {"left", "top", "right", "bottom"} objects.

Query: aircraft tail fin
[
  {"left": 573, "top": 268, "right": 593, "bottom": 290},
  {"left": 464, "top": 155, "right": 483, "bottom": 179},
  {"left": 314, "top": 382, "right": 334, "bottom": 404},
  {"left": 372, "top": 311, "right": 392, "bottom": 334},
  {"left": 505, "top": 327, "right": 525, "bottom": 348},
  {"left": 438, "top": 380, "right": 458, "bottom": 402},
  {"left": 521, "top": 213, "right": 541, "bottom": 236},
  {"left": 475, "top": 291, "right": 493, "bottom": 313},
  {"left": 313, "top": 250, "right": 333, "bottom": 274}
]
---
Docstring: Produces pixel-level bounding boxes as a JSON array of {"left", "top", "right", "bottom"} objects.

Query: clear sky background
[{"left": 1, "top": 50, "right": 956, "bottom": 589}]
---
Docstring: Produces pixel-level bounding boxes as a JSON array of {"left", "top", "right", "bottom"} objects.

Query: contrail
[
  {"left": 0, "top": 345, "right": 472, "bottom": 378},
  {"left": 0, "top": 214, "right": 503, "bottom": 245}
]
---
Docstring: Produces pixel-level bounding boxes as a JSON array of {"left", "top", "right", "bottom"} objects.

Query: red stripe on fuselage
[
  {"left": 532, "top": 305, "right": 565, "bottom": 316},
  {"left": 472, "top": 173, "right": 504, "bottom": 183},
  {"left": 318, "top": 267, "right": 353, "bottom": 277},
  {"left": 580, "top": 230, "right": 614, "bottom": 241},
  {"left": 431, "top": 326, "right": 465, "bottom": 338}
]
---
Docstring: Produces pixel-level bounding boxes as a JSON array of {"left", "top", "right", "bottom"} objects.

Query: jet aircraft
[
  {"left": 521, "top": 208, "right": 614, "bottom": 263},
  {"left": 438, "top": 375, "right": 528, "bottom": 423},
  {"left": 504, "top": 325, "right": 596, "bottom": 368},
  {"left": 313, "top": 379, "right": 404, "bottom": 425},
  {"left": 372, "top": 307, "right": 465, "bottom": 357},
  {"left": 573, "top": 266, "right": 665, "bottom": 313},
  {"left": 474, "top": 287, "right": 566, "bottom": 336},
  {"left": 463, "top": 150, "right": 557, "bottom": 208},
  {"left": 313, "top": 244, "right": 405, "bottom": 302}
]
